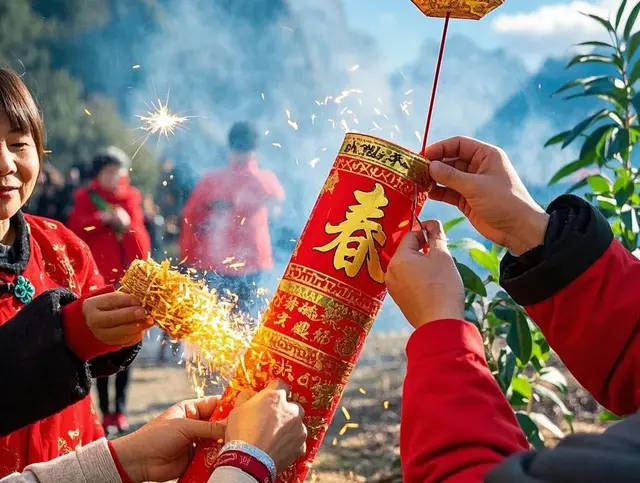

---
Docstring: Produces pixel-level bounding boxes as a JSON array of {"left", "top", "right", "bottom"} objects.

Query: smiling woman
[{"left": 0, "top": 68, "right": 149, "bottom": 477}]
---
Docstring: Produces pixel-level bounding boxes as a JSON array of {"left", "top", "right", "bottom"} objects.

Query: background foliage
[{"left": 454, "top": 0, "right": 639, "bottom": 446}]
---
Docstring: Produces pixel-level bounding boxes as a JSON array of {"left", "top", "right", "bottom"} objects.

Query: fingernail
[{"left": 134, "top": 308, "right": 146, "bottom": 320}]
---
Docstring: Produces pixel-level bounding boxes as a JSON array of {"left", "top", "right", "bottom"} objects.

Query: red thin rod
[{"left": 421, "top": 12, "right": 451, "bottom": 154}]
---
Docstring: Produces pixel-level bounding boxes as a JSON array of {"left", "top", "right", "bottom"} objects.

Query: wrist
[
  {"left": 507, "top": 209, "right": 549, "bottom": 256},
  {"left": 413, "top": 307, "right": 464, "bottom": 329},
  {"left": 108, "top": 439, "right": 139, "bottom": 483}
]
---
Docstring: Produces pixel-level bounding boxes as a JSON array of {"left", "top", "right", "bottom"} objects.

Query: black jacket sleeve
[
  {"left": 486, "top": 414, "right": 640, "bottom": 483},
  {"left": 89, "top": 344, "right": 141, "bottom": 378},
  {"left": 500, "top": 194, "right": 613, "bottom": 305},
  {"left": 0, "top": 289, "right": 92, "bottom": 435}
]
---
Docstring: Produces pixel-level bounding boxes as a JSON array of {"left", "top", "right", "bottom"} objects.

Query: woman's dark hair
[
  {"left": 228, "top": 121, "right": 259, "bottom": 153},
  {"left": 0, "top": 69, "right": 45, "bottom": 165}
]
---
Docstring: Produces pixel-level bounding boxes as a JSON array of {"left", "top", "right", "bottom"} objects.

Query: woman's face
[
  {"left": 97, "top": 164, "right": 127, "bottom": 191},
  {"left": 0, "top": 111, "right": 39, "bottom": 220}
]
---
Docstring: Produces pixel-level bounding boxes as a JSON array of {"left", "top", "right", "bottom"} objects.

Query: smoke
[{"left": 116, "top": 0, "right": 585, "bottom": 330}]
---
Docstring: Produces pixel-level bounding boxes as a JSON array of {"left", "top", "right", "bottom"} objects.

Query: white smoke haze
[{"left": 120, "top": 0, "right": 593, "bottom": 330}]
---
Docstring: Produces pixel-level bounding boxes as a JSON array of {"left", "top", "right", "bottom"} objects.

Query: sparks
[{"left": 137, "top": 99, "right": 189, "bottom": 138}]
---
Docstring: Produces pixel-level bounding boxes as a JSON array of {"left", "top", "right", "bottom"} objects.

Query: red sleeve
[
  {"left": 67, "top": 189, "right": 109, "bottom": 238},
  {"left": 525, "top": 241, "right": 640, "bottom": 415},
  {"left": 501, "top": 195, "right": 640, "bottom": 416},
  {"left": 401, "top": 319, "right": 529, "bottom": 482}
]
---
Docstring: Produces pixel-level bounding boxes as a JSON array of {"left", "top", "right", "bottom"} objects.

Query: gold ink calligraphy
[{"left": 314, "top": 183, "right": 388, "bottom": 283}]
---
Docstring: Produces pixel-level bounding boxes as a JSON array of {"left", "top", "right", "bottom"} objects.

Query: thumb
[
  {"left": 429, "top": 161, "right": 472, "bottom": 192},
  {"left": 176, "top": 419, "right": 226, "bottom": 442},
  {"left": 422, "top": 220, "right": 449, "bottom": 253}
]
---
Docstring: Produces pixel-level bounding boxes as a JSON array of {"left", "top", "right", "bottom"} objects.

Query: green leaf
[
  {"left": 548, "top": 158, "right": 593, "bottom": 185},
  {"left": 469, "top": 248, "right": 500, "bottom": 280},
  {"left": 621, "top": 207, "right": 640, "bottom": 234},
  {"left": 566, "top": 54, "right": 615, "bottom": 70},
  {"left": 553, "top": 75, "right": 612, "bottom": 95},
  {"left": 624, "top": 1, "right": 640, "bottom": 39},
  {"left": 629, "top": 59, "right": 640, "bottom": 85},
  {"left": 516, "top": 412, "right": 545, "bottom": 449},
  {"left": 534, "top": 385, "right": 573, "bottom": 417},
  {"left": 599, "top": 409, "right": 622, "bottom": 421},
  {"left": 633, "top": 92, "right": 640, "bottom": 116},
  {"left": 587, "top": 174, "right": 612, "bottom": 193},
  {"left": 562, "top": 110, "right": 609, "bottom": 148},
  {"left": 616, "top": 0, "right": 628, "bottom": 29},
  {"left": 628, "top": 31, "right": 640, "bottom": 60},
  {"left": 498, "top": 351, "right": 516, "bottom": 392},
  {"left": 511, "top": 375, "right": 532, "bottom": 399},
  {"left": 507, "top": 312, "right": 533, "bottom": 364},
  {"left": 443, "top": 216, "right": 465, "bottom": 234},
  {"left": 577, "top": 40, "right": 615, "bottom": 49},
  {"left": 614, "top": 175, "right": 635, "bottom": 206},
  {"left": 607, "top": 128, "right": 631, "bottom": 160},
  {"left": 458, "top": 238, "right": 488, "bottom": 252},
  {"left": 540, "top": 367, "right": 569, "bottom": 393},
  {"left": 580, "top": 124, "right": 616, "bottom": 164},
  {"left": 544, "top": 130, "right": 570, "bottom": 147},
  {"left": 582, "top": 12, "right": 615, "bottom": 34},
  {"left": 454, "top": 259, "right": 487, "bottom": 297},
  {"left": 566, "top": 177, "right": 589, "bottom": 194},
  {"left": 530, "top": 412, "right": 566, "bottom": 439}
]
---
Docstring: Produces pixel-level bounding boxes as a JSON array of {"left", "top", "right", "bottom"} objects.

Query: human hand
[
  {"left": 82, "top": 292, "right": 152, "bottom": 347},
  {"left": 226, "top": 379, "right": 307, "bottom": 472},
  {"left": 386, "top": 220, "right": 465, "bottom": 329},
  {"left": 425, "top": 136, "right": 549, "bottom": 256},
  {"left": 113, "top": 206, "right": 132, "bottom": 230},
  {"left": 111, "top": 396, "right": 225, "bottom": 483}
]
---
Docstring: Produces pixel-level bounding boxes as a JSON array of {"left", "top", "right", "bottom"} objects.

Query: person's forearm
[
  {"left": 501, "top": 195, "right": 640, "bottom": 415},
  {"left": 0, "top": 290, "right": 94, "bottom": 435},
  {"left": 401, "top": 319, "right": 528, "bottom": 482}
]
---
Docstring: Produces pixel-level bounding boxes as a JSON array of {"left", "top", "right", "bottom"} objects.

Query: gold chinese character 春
[
  {"left": 284, "top": 296, "right": 299, "bottom": 312},
  {"left": 314, "top": 183, "right": 388, "bottom": 283}
]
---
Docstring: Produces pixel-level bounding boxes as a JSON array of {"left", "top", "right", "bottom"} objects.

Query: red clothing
[
  {"left": 180, "top": 161, "right": 284, "bottom": 276},
  {"left": 67, "top": 180, "right": 151, "bottom": 283},
  {"left": 401, "top": 195, "right": 640, "bottom": 481},
  {"left": 0, "top": 215, "right": 107, "bottom": 476}
]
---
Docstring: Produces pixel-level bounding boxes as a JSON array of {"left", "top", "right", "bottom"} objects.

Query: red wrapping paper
[{"left": 179, "top": 133, "right": 430, "bottom": 483}]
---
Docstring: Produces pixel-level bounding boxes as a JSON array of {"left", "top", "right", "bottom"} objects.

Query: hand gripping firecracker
[{"left": 178, "top": 133, "right": 431, "bottom": 483}]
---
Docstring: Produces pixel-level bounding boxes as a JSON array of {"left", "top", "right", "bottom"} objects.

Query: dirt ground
[{"left": 95, "top": 328, "right": 609, "bottom": 482}]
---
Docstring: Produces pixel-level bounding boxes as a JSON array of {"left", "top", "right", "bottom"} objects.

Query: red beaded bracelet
[{"left": 212, "top": 450, "right": 273, "bottom": 483}]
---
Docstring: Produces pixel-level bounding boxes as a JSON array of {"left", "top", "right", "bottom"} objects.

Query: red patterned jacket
[{"left": 0, "top": 213, "right": 139, "bottom": 476}]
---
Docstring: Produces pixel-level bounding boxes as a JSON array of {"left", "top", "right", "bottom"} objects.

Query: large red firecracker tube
[{"left": 179, "top": 133, "right": 430, "bottom": 483}]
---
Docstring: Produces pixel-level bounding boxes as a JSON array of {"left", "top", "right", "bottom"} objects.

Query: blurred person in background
[
  {"left": 180, "top": 122, "right": 284, "bottom": 316},
  {"left": 68, "top": 146, "right": 151, "bottom": 435},
  {"left": 58, "top": 162, "right": 89, "bottom": 225},
  {"left": 142, "top": 193, "right": 164, "bottom": 260}
]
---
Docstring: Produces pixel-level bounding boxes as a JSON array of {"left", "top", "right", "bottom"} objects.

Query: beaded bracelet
[
  {"left": 219, "top": 440, "right": 276, "bottom": 483},
  {"left": 213, "top": 450, "right": 272, "bottom": 483}
]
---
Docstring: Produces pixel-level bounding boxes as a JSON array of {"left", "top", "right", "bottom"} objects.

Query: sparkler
[{"left": 132, "top": 95, "right": 191, "bottom": 158}]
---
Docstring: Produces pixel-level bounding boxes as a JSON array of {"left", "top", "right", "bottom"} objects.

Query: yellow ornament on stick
[{"left": 410, "top": 0, "right": 504, "bottom": 20}]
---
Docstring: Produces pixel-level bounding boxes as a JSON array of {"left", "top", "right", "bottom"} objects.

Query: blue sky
[{"left": 343, "top": 0, "right": 619, "bottom": 70}]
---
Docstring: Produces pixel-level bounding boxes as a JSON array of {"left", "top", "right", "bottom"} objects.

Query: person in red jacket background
[
  {"left": 0, "top": 68, "right": 152, "bottom": 477},
  {"left": 68, "top": 147, "right": 151, "bottom": 435},
  {"left": 180, "top": 122, "right": 284, "bottom": 316},
  {"left": 386, "top": 136, "right": 640, "bottom": 482}
]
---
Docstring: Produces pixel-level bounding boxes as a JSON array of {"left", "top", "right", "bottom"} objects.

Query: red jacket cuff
[
  {"left": 407, "top": 318, "right": 484, "bottom": 361},
  {"left": 62, "top": 285, "right": 121, "bottom": 361}
]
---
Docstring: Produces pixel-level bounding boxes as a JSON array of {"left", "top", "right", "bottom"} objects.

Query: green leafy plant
[
  {"left": 447, "top": 223, "right": 573, "bottom": 449},
  {"left": 546, "top": 0, "right": 640, "bottom": 251},
  {"left": 447, "top": 0, "right": 639, "bottom": 449}
]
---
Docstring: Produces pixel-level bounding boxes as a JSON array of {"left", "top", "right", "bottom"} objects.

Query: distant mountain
[
  {"left": 474, "top": 57, "right": 618, "bottom": 185},
  {"left": 388, "top": 34, "right": 530, "bottom": 145}
]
